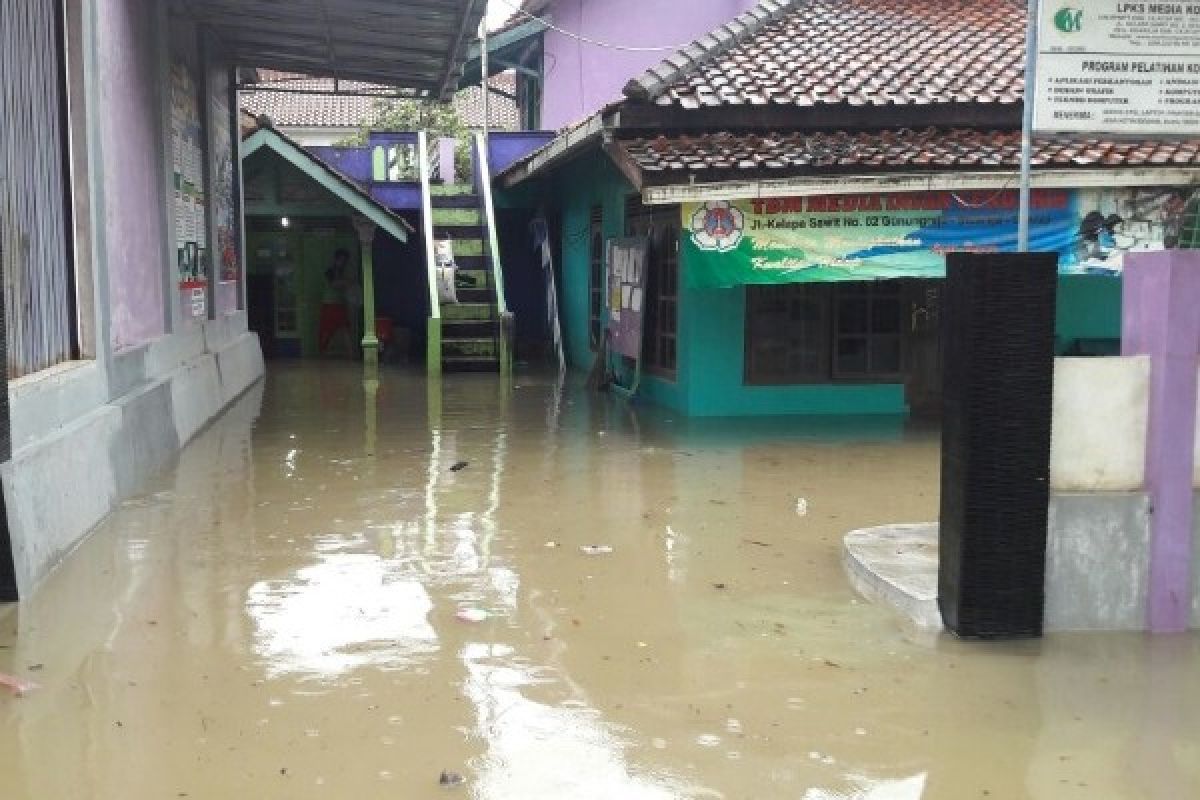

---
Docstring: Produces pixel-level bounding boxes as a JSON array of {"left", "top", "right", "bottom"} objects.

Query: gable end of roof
[{"left": 623, "top": 0, "right": 798, "bottom": 102}]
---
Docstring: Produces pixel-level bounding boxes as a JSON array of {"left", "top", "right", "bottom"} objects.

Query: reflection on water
[
  {"left": 804, "top": 773, "right": 928, "bottom": 800},
  {"left": 0, "top": 363, "right": 1197, "bottom": 800},
  {"left": 463, "top": 642, "right": 704, "bottom": 799},
  {"left": 246, "top": 548, "right": 438, "bottom": 680}
]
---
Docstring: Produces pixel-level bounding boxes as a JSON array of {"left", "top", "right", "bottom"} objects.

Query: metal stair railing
[
  {"left": 473, "top": 132, "right": 511, "bottom": 376},
  {"left": 417, "top": 131, "right": 442, "bottom": 376}
]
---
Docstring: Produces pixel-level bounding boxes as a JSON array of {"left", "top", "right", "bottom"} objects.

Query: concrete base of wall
[
  {"left": 843, "top": 492, "right": 1198, "bottom": 633},
  {"left": 2, "top": 317, "right": 264, "bottom": 597}
]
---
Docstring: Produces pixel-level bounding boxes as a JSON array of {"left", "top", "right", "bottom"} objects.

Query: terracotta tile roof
[
  {"left": 619, "top": 129, "right": 1200, "bottom": 180},
  {"left": 240, "top": 74, "right": 519, "bottom": 131},
  {"left": 624, "top": 0, "right": 1025, "bottom": 109}
]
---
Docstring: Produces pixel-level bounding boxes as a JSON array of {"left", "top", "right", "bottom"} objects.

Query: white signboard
[{"left": 1034, "top": 1, "right": 1200, "bottom": 134}]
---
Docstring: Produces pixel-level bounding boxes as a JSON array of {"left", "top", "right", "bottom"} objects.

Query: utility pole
[{"left": 1018, "top": 0, "right": 1040, "bottom": 251}]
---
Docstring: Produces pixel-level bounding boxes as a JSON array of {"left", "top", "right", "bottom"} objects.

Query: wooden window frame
[
  {"left": 625, "top": 198, "right": 678, "bottom": 380},
  {"left": 744, "top": 281, "right": 906, "bottom": 386},
  {"left": 588, "top": 205, "right": 603, "bottom": 351}
]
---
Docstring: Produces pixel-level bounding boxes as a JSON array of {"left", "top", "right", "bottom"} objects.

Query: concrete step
[
  {"left": 430, "top": 193, "right": 481, "bottom": 209},
  {"left": 454, "top": 287, "right": 494, "bottom": 304},
  {"left": 430, "top": 208, "right": 482, "bottom": 226},
  {"left": 430, "top": 183, "right": 475, "bottom": 197},
  {"left": 452, "top": 255, "right": 488, "bottom": 271},
  {"left": 842, "top": 523, "right": 941, "bottom": 632},
  {"left": 442, "top": 302, "right": 494, "bottom": 321},
  {"left": 451, "top": 238, "right": 484, "bottom": 258},
  {"left": 441, "top": 318, "right": 496, "bottom": 337},
  {"left": 434, "top": 224, "right": 485, "bottom": 240},
  {"left": 453, "top": 268, "right": 492, "bottom": 289}
]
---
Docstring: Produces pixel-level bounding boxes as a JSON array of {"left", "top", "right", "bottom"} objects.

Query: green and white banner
[{"left": 681, "top": 188, "right": 1189, "bottom": 288}]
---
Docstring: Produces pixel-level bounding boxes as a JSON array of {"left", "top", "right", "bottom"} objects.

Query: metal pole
[
  {"left": 1018, "top": 0, "right": 1040, "bottom": 251},
  {"left": 480, "top": 9, "right": 489, "bottom": 140}
]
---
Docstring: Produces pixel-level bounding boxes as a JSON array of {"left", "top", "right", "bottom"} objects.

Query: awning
[{"left": 180, "top": 0, "right": 487, "bottom": 100}]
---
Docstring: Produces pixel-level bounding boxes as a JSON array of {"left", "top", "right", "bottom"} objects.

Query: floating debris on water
[
  {"left": 0, "top": 673, "right": 40, "bottom": 697},
  {"left": 439, "top": 770, "right": 465, "bottom": 788}
]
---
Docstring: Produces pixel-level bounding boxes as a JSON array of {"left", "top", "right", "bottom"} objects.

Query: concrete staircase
[{"left": 431, "top": 184, "right": 500, "bottom": 372}]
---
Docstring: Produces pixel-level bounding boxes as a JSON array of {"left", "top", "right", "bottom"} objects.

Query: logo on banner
[
  {"left": 1053, "top": 7, "right": 1083, "bottom": 33},
  {"left": 690, "top": 200, "right": 745, "bottom": 253}
]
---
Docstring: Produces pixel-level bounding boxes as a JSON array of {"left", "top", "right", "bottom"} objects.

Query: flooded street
[{"left": 1, "top": 362, "right": 1197, "bottom": 799}]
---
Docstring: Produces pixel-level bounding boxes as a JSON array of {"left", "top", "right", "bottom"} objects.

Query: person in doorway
[{"left": 318, "top": 249, "right": 351, "bottom": 355}]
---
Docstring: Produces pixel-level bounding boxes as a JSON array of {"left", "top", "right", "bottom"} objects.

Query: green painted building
[{"left": 494, "top": 0, "right": 1195, "bottom": 417}]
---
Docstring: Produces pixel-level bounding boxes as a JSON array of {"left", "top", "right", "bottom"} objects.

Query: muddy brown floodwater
[{"left": 1, "top": 362, "right": 1198, "bottom": 799}]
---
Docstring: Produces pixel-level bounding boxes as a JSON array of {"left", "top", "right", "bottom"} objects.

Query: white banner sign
[{"left": 1034, "top": 2, "right": 1200, "bottom": 134}]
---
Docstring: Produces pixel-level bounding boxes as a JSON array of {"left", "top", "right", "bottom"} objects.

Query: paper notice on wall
[{"left": 604, "top": 237, "right": 650, "bottom": 361}]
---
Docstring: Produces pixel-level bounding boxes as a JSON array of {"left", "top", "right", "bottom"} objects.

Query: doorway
[{"left": 246, "top": 220, "right": 360, "bottom": 359}]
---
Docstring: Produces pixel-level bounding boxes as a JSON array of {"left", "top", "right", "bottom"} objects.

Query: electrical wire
[
  {"left": 950, "top": 176, "right": 1018, "bottom": 209},
  {"left": 494, "top": 0, "right": 690, "bottom": 52}
]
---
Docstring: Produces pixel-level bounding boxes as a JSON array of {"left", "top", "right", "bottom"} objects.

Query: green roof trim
[{"left": 241, "top": 126, "right": 411, "bottom": 243}]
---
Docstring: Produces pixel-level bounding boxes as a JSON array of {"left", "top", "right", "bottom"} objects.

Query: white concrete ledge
[
  {"left": 4, "top": 323, "right": 263, "bottom": 597},
  {"left": 843, "top": 493, "right": 1186, "bottom": 633},
  {"left": 842, "top": 523, "right": 942, "bottom": 632},
  {"left": 1050, "top": 357, "right": 1149, "bottom": 492}
]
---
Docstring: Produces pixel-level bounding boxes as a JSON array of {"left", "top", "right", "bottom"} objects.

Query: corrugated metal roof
[{"left": 179, "top": 0, "right": 487, "bottom": 100}]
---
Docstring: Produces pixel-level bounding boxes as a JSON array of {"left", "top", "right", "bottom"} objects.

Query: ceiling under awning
[{"left": 179, "top": 0, "right": 487, "bottom": 100}]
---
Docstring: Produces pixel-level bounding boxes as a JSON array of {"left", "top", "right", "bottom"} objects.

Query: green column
[{"left": 353, "top": 216, "right": 380, "bottom": 371}]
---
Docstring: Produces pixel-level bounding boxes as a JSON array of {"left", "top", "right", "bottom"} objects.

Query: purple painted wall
[
  {"left": 1122, "top": 250, "right": 1200, "bottom": 633},
  {"left": 98, "top": 0, "right": 167, "bottom": 350},
  {"left": 488, "top": 132, "right": 556, "bottom": 175},
  {"left": 307, "top": 146, "right": 374, "bottom": 183},
  {"left": 540, "top": 0, "right": 759, "bottom": 130}
]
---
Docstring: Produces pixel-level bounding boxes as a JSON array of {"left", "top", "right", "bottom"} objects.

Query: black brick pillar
[{"left": 938, "top": 252, "right": 1057, "bottom": 638}]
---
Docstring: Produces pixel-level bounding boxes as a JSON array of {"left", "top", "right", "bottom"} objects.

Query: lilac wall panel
[
  {"left": 488, "top": 132, "right": 556, "bottom": 175},
  {"left": 541, "top": 0, "right": 758, "bottom": 130},
  {"left": 99, "top": 0, "right": 167, "bottom": 349}
]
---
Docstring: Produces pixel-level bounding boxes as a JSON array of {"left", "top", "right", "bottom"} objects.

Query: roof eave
[
  {"left": 496, "top": 111, "right": 617, "bottom": 188},
  {"left": 242, "top": 126, "right": 415, "bottom": 239},
  {"left": 639, "top": 166, "right": 1200, "bottom": 205}
]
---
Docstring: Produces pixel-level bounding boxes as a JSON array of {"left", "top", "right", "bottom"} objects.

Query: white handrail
[
  {"left": 417, "top": 131, "right": 440, "bottom": 319},
  {"left": 474, "top": 132, "right": 507, "bottom": 315}
]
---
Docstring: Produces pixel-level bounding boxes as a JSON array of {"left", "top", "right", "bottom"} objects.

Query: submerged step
[
  {"left": 442, "top": 338, "right": 498, "bottom": 357},
  {"left": 442, "top": 355, "right": 500, "bottom": 373}
]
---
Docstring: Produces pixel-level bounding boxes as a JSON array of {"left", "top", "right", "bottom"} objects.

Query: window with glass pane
[
  {"left": 745, "top": 284, "right": 831, "bottom": 384},
  {"left": 746, "top": 281, "right": 904, "bottom": 383},
  {"left": 834, "top": 282, "right": 902, "bottom": 378}
]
